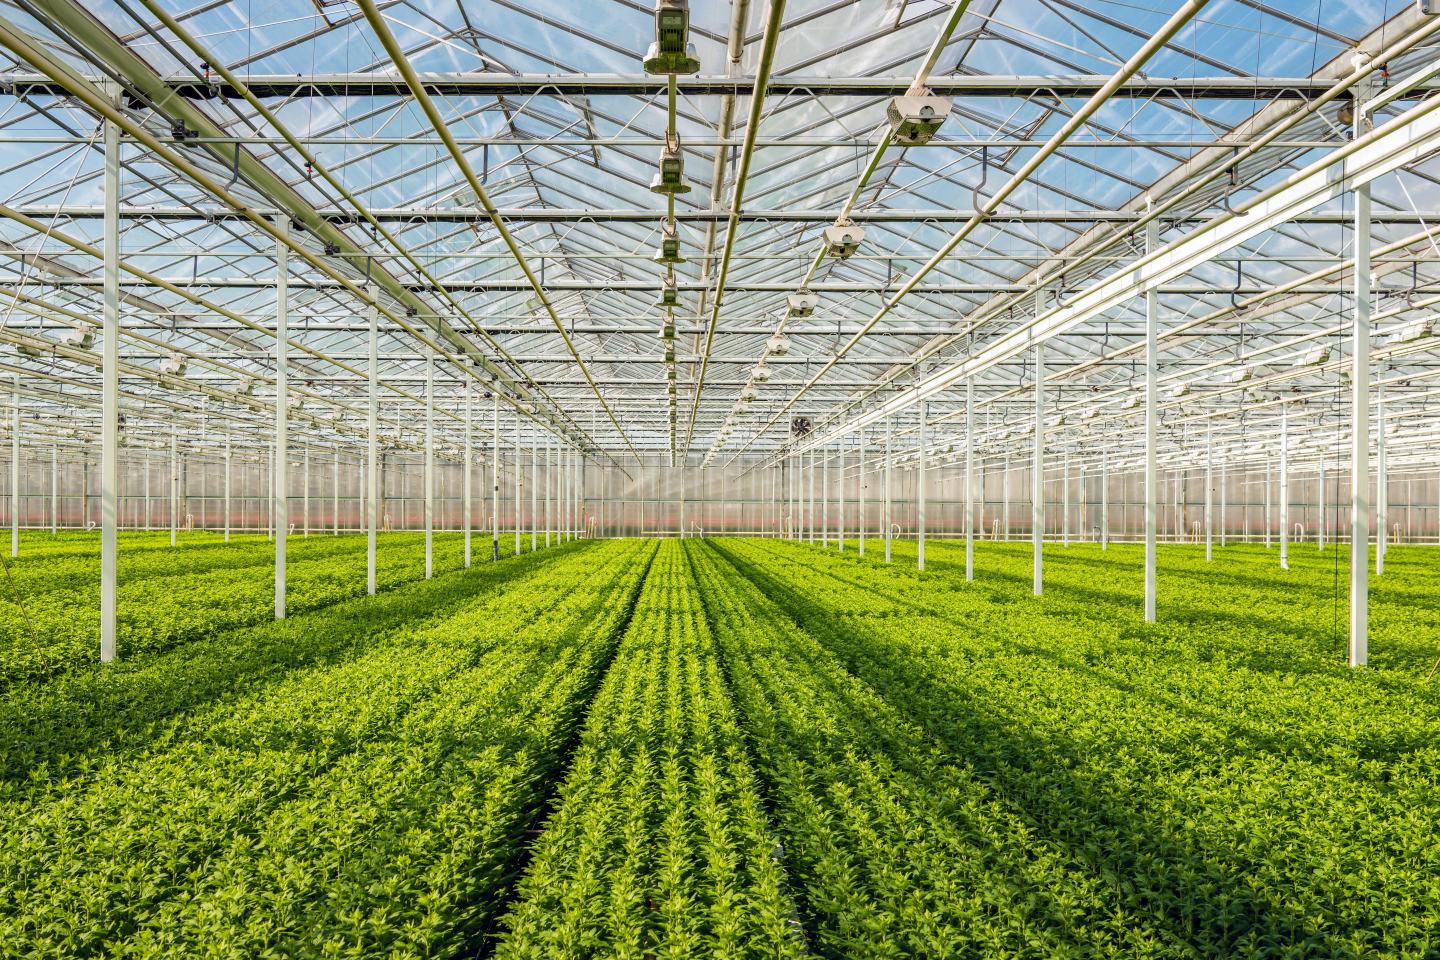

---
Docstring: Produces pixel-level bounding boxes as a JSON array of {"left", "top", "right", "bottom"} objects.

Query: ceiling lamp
[
  {"left": 1226, "top": 366, "right": 1254, "bottom": 384},
  {"left": 654, "top": 221, "right": 685, "bottom": 264},
  {"left": 1293, "top": 345, "right": 1331, "bottom": 367},
  {"left": 1121, "top": 395, "right": 1140, "bottom": 410},
  {"left": 159, "top": 354, "right": 187, "bottom": 377},
  {"left": 1386, "top": 317, "right": 1440, "bottom": 344},
  {"left": 787, "top": 290, "right": 818, "bottom": 318},
  {"left": 887, "top": 93, "right": 951, "bottom": 146},
  {"left": 823, "top": 219, "right": 864, "bottom": 259},
  {"left": 656, "top": 276, "right": 682, "bottom": 308},
  {"left": 658, "top": 317, "right": 677, "bottom": 340},
  {"left": 740, "top": 384, "right": 758, "bottom": 403},
  {"left": 643, "top": 0, "right": 701, "bottom": 75},
  {"left": 752, "top": 361, "right": 771, "bottom": 383},
  {"left": 766, "top": 333, "right": 791, "bottom": 356},
  {"left": 1168, "top": 383, "right": 1191, "bottom": 399},
  {"left": 59, "top": 325, "right": 95, "bottom": 350},
  {"left": 650, "top": 131, "right": 691, "bottom": 195}
]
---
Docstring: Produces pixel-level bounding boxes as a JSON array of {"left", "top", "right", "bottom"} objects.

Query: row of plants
[
  {"left": 0, "top": 539, "right": 585, "bottom": 785},
  {"left": 722, "top": 537, "right": 1440, "bottom": 957},
  {"left": 492, "top": 540, "right": 806, "bottom": 959},
  {"left": 0, "top": 532, "right": 534, "bottom": 687},
  {"left": 0, "top": 538, "right": 655, "bottom": 958},
  {"left": 690, "top": 540, "right": 1172, "bottom": 958}
]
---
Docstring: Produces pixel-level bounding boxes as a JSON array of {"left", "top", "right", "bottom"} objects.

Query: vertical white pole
[
  {"left": 806, "top": 449, "right": 815, "bottom": 544},
  {"left": 1318, "top": 462, "right": 1325, "bottom": 551},
  {"left": 274, "top": 217, "right": 288, "bottom": 617},
  {"left": 965, "top": 377, "right": 974, "bottom": 580},
  {"left": 838, "top": 445, "right": 846, "bottom": 552},
  {"left": 546, "top": 439, "right": 553, "bottom": 547},
  {"left": 366, "top": 298, "right": 378, "bottom": 595},
  {"left": 1377, "top": 385, "right": 1386, "bottom": 577},
  {"left": 918, "top": 401, "right": 927, "bottom": 571},
  {"left": 1144, "top": 220, "right": 1158, "bottom": 622},
  {"left": 1100, "top": 446, "right": 1109, "bottom": 551},
  {"left": 171, "top": 430, "right": 179, "bottom": 548},
  {"left": 491, "top": 393, "right": 500, "bottom": 559},
  {"left": 513, "top": 414, "right": 521, "bottom": 555},
  {"left": 1205, "top": 425, "right": 1213, "bottom": 561},
  {"left": 1062, "top": 452, "right": 1070, "bottom": 548},
  {"left": 50, "top": 443, "right": 56, "bottom": 535},
  {"left": 884, "top": 417, "right": 893, "bottom": 562},
  {"left": 858, "top": 435, "right": 866, "bottom": 555},
  {"left": 463, "top": 385, "right": 472, "bottom": 566},
  {"left": 1350, "top": 168, "right": 1371, "bottom": 667},
  {"left": 821, "top": 449, "right": 830, "bottom": 547},
  {"left": 1002, "top": 453, "right": 1010, "bottom": 542},
  {"left": 224, "top": 436, "right": 231, "bottom": 542},
  {"left": 10, "top": 377, "right": 18, "bottom": 557},
  {"left": 1033, "top": 335, "right": 1044, "bottom": 597},
  {"left": 1264, "top": 460, "right": 1272, "bottom": 549},
  {"left": 530, "top": 435, "right": 538, "bottom": 551},
  {"left": 1219, "top": 455, "right": 1226, "bottom": 547},
  {"left": 302, "top": 444, "right": 310, "bottom": 538},
  {"left": 1280, "top": 403, "right": 1290, "bottom": 570},
  {"left": 100, "top": 96, "right": 120, "bottom": 662},
  {"left": 332, "top": 449, "right": 339, "bottom": 536},
  {"left": 424, "top": 345, "right": 434, "bottom": 579}
]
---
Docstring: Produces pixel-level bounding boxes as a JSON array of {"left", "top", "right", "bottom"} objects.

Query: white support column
[
  {"left": 366, "top": 298, "right": 379, "bottom": 595},
  {"left": 224, "top": 437, "right": 231, "bottom": 542},
  {"left": 463, "top": 385, "right": 472, "bottom": 566},
  {"left": 1318, "top": 462, "right": 1325, "bottom": 551},
  {"left": 302, "top": 444, "right": 310, "bottom": 538},
  {"left": 1377, "top": 385, "right": 1386, "bottom": 577},
  {"left": 821, "top": 450, "right": 830, "bottom": 548},
  {"left": 99, "top": 95, "right": 119, "bottom": 662},
  {"left": 1205, "top": 425, "right": 1213, "bottom": 562},
  {"left": 513, "top": 414, "right": 521, "bottom": 556},
  {"left": 965, "top": 377, "right": 974, "bottom": 580},
  {"left": 1219, "top": 455, "right": 1226, "bottom": 548},
  {"left": 491, "top": 393, "right": 500, "bottom": 560},
  {"left": 273, "top": 217, "right": 288, "bottom": 617},
  {"left": 1002, "top": 454, "right": 1010, "bottom": 542},
  {"left": 807, "top": 449, "right": 815, "bottom": 544},
  {"left": 530, "top": 434, "right": 538, "bottom": 551},
  {"left": 1062, "top": 452, "right": 1070, "bottom": 548},
  {"left": 50, "top": 443, "right": 56, "bottom": 535},
  {"left": 858, "top": 435, "right": 867, "bottom": 556},
  {"left": 884, "top": 417, "right": 893, "bottom": 562},
  {"left": 1101, "top": 446, "right": 1109, "bottom": 551},
  {"left": 1144, "top": 220, "right": 1158, "bottom": 623},
  {"left": 546, "top": 439, "right": 553, "bottom": 547},
  {"left": 1264, "top": 460, "right": 1272, "bottom": 549},
  {"left": 10, "top": 376, "right": 18, "bottom": 557},
  {"left": 1280, "top": 403, "right": 1290, "bottom": 570},
  {"left": 1032, "top": 335, "right": 1044, "bottom": 597},
  {"left": 170, "top": 429, "right": 179, "bottom": 549},
  {"left": 917, "top": 400, "right": 927, "bottom": 571},
  {"left": 838, "top": 445, "right": 846, "bottom": 552},
  {"left": 1350, "top": 170, "right": 1371, "bottom": 668},
  {"left": 332, "top": 449, "right": 339, "bottom": 536},
  {"left": 424, "top": 345, "right": 434, "bottom": 579}
]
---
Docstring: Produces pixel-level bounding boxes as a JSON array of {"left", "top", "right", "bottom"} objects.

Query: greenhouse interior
[{"left": 2, "top": 0, "right": 1439, "bottom": 955}]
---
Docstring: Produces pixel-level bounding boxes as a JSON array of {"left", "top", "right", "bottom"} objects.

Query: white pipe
[
  {"left": 965, "top": 378, "right": 974, "bottom": 579},
  {"left": 1351, "top": 172, "right": 1371, "bottom": 667},
  {"left": 1144, "top": 220, "right": 1158, "bottom": 622},
  {"left": 366, "top": 298, "right": 378, "bottom": 594},
  {"left": 1033, "top": 334, "right": 1044, "bottom": 597}
]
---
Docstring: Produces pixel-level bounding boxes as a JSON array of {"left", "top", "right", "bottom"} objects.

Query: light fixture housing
[
  {"left": 1386, "top": 317, "right": 1440, "bottom": 344},
  {"left": 752, "top": 361, "right": 771, "bottom": 383},
  {"left": 159, "top": 354, "right": 187, "bottom": 377},
  {"left": 656, "top": 276, "right": 682, "bottom": 308},
  {"left": 659, "top": 319, "right": 677, "bottom": 340},
  {"left": 643, "top": 0, "right": 701, "bottom": 75},
  {"left": 740, "top": 384, "right": 758, "bottom": 403},
  {"left": 887, "top": 93, "right": 951, "bottom": 146},
  {"left": 59, "top": 326, "right": 95, "bottom": 350},
  {"left": 1226, "top": 366, "right": 1254, "bottom": 384},
  {"left": 1294, "top": 345, "right": 1331, "bottom": 367},
  {"left": 1121, "top": 395, "right": 1141, "bottom": 410},
  {"left": 787, "top": 289, "right": 818, "bottom": 318},
  {"left": 650, "top": 131, "right": 691, "bottom": 194},
  {"left": 766, "top": 333, "right": 791, "bottom": 356},
  {"left": 823, "top": 220, "right": 864, "bottom": 259},
  {"left": 1168, "top": 383, "right": 1191, "bottom": 399},
  {"left": 654, "top": 221, "right": 685, "bottom": 263}
]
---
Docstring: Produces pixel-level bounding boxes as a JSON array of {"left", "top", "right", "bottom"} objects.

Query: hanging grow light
[
  {"left": 740, "top": 384, "right": 758, "bottom": 403},
  {"left": 656, "top": 276, "right": 682, "bottom": 308},
  {"left": 823, "top": 220, "right": 864, "bottom": 259},
  {"left": 159, "top": 354, "right": 187, "bottom": 377},
  {"left": 1121, "top": 395, "right": 1141, "bottom": 410},
  {"left": 642, "top": 0, "right": 701, "bottom": 75},
  {"left": 1168, "top": 383, "right": 1191, "bottom": 399},
  {"left": 650, "top": 131, "right": 691, "bottom": 195},
  {"left": 887, "top": 93, "right": 951, "bottom": 146},
  {"left": 59, "top": 326, "right": 95, "bottom": 350},
  {"left": 654, "top": 220, "right": 685, "bottom": 263},
  {"left": 1293, "top": 345, "right": 1331, "bottom": 367},
  {"left": 1386, "top": 317, "right": 1440, "bottom": 344},
  {"left": 659, "top": 318, "right": 677, "bottom": 340},
  {"left": 1226, "top": 366, "right": 1254, "bottom": 384},
  {"left": 752, "top": 361, "right": 771, "bottom": 383},
  {"left": 766, "top": 333, "right": 791, "bottom": 356},
  {"left": 787, "top": 289, "right": 818, "bottom": 318}
]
